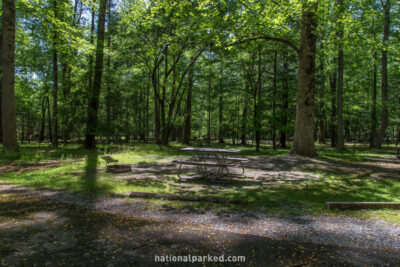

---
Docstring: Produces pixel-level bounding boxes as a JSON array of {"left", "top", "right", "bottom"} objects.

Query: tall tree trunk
[
  {"left": 88, "top": 0, "right": 96, "bottom": 94},
  {"left": 0, "top": 29, "right": 2, "bottom": 144},
  {"left": 255, "top": 48, "right": 262, "bottom": 152},
  {"left": 376, "top": 0, "right": 391, "bottom": 147},
  {"left": 207, "top": 73, "right": 211, "bottom": 144},
  {"left": 183, "top": 65, "right": 193, "bottom": 144},
  {"left": 241, "top": 104, "right": 247, "bottom": 145},
  {"left": 336, "top": 0, "right": 344, "bottom": 151},
  {"left": 318, "top": 42, "right": 326, "bottom": 144},
  {"left": 279, "top": 60, "right": 289, "bottom": 148},
  {"left": 272, "top": 51, "right": 277, "bottom": 150},
  {"left": 330, "top": 73, "right": 337, "bottom": 147},
  {"left": 145, "top": 74, "right": 150, "bottom": 139},
  {"left": 84, "top": 0, "right": 107, "bottom": 149},
  {"left": 39, "top": 96, "right": 46, "bottom": 142},
  {"left": 218, "top": 94, "right": 224, "bottom": 143},
  {"left": 51, "top": 0, "right": 59, "bottom": 148},
  {"left": 370, "top": 50, "right": 378, "bottom": 147},
  {"left": 47, "top": 95, "right": 52, "bottom": 141},
  {"left": 1, "top": 0, "right": 18, "bottom": 151},
  {"left": 106, "top": 0, "right": 112, "bottom": 144},
  {"left": 291, "top": 2, "right": 318, "bottom": 157},
  {"left": 154, "top": 85, "right": 161, "bottom": 144}
]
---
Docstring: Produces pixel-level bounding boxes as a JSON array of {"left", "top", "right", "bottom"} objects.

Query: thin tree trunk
[
  {"left": 88, "top": 0, "right": 96, "bottom": 94},
  {"left": 330, "top": 73, "right": 337, "bottom": 147},
  {"left": 370, "top": 50, "right": 378, "bottom": 147},
  {"left": 0, "top": 29, "right": 2, "bottom": 144},
  {"left": 47, "top": 95, "right": 52, "bottom": 141},
  {"left": 39, "top": 96, "right": 46, "bottom": 142},
  {"left": 1, "top": 0, "right": 18, "bottom": 151},
  {"left": 207, "top": 73, "right": 211, "bottom": 144},
  {"left": 336, "top": 0, "right": 344, "bottom": 151},
  {"left": 272, "top": 51, "right": 277, "bottom": 150},
  {"left": 255, "top": 48, "right": 262, "bottom": 152},
  {"left": 84, "top": 0, "right": 107, "bottom": 149},
  {"left": 106, "top": 0, "right": 112, "bottom": 144},
  {"left": 279, "top": 59, "right": 289, "bottom": 148},
  {"left": 376, "top": 0, "right": 391, "bottom": 147},
  {"left": 241, "top": 104, "right": 247, "bottom": 145},
  {"left": 218, "top": 94, "right": 224, "bottom": 143},
  {"left": 291, "top": 2, "right": 318, "bottom": 157},
  {"left": 183, "top": 65, "right": 193, "bottom": 144},
  {"left": 318, "top": 42, "right": 326, "bottom": 144},
  {"left": 51, "top": 0, "right": 59, "bottom": 147}
]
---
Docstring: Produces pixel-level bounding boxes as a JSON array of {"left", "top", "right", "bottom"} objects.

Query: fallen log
[
  {"left": 362, "top": 157, "right": 400, "bottom": 163},
  {"left": 129, "top": 192, "right": 245, "bottom": 204},
  {"left": 326, "top": 202, "right": 400, "bottom": 209}
]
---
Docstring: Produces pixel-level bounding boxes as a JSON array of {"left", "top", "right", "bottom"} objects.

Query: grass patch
[{"left": 1, "top": 142, "right": 400, "bottom": 223}]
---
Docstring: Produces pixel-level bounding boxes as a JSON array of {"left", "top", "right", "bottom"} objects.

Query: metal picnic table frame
[{"left": 177, "top": 147, "right": 244, "bottom": 180}]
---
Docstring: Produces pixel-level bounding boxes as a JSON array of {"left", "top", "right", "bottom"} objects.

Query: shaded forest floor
[{"left": 1, "top": 142, "right": 400, "bottom": 265}]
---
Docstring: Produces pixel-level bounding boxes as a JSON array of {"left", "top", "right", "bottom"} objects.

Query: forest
[
  {"left": 1, "top": 1, "right": 400, "bottom": 266},
  {"left": 0, "top": 0, "right": 398, "bottom": 156}
]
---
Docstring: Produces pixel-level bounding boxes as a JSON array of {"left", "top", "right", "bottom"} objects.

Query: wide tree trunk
[
  {"left": 336, "top": 0, "right": 344, "bottom": 151},
  {"left": 291, "top": 2, "right": 318, "bottom": 157},
  {"left": 84, "top": 0, "right": 107, "bottom": 149},
  {"left": 376, "top": 0, "right": 390, "bottom": 147},
  {"left": 1, "top": 0, "right": 18, "bottom": 151},
  {"left": 183, "top": 65, "right": 193, "bottom": 144}
]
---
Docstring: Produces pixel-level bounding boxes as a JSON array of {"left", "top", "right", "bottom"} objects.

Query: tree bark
[
  {"left": 84, "top": 0, "right": 107, "bottom": 149},
  {"left": 370, "top": 50, "right": 378, "bottom": 147},
  {"left": 254, "top": 48, "right": 262, "bottom": 152},
  {"left": 1, "top": 0, "right": 18, "bottom": 151},
  {"left": 51, "top": 0, "right": 59, "bottom": 147},
  {"left": 336, "top": 0, "right": 344, "bottom": 151},
  {"left": 279, "top": 59, "right": 289, "bottom": 148},
  {"left": 376, "top": 0, "right": 390, "bottom": 147},
  {"left": 272, "top": 51, "right": 277, "bottom": 150},
  {"left": 291, "top": 2, "right": 318, "bottom": 157},
  {"left": 39, "top": 96, "right": 46, "bottom": 142},
  {"left": 330, "top": 73, "right": 337, "bottom": 147},
  {"left": 241, "top": 104, "right": 247, "bottom": 145},
  {"left": 218, "top": 94, "right": 224, "bottom": 143},
  {"left": 106, "top": 0, "right": 112, "bottom": 144},
  {"left": 183, "top": 65, "right": 193, "bottom": 144},
  {"left": 88, "top": 0, "right": 96, "bottom": 95},
  {"left": 0, "top": 29, "right": 2, "bottom": 144}
]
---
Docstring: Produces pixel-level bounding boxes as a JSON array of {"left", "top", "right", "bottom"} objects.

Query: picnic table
[{"left": 175, "top": 147, "right": 248, "bottom": 180}]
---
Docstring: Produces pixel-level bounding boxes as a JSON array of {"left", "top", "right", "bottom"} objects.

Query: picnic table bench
[{"left": 101, "top": 156, "right": 118, "bottom": 172}]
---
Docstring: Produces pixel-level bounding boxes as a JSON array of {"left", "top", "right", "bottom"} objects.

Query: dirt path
[{"left": 1, "top": 185, "right": 399, "bottom": 266}]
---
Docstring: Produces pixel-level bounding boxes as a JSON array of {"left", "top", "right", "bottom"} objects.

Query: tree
[
  {"left": 85, "top": 0, "right": 107, "bottom": 149},
  {"left": 290, "top": 1, "right": 318, "bottom": 157},
  {"left": 1, "top": 0, "right": 18, "bottom": 151},
  {"left": 336, "top": 0, "right": 345, "bottom": 151},
  {"left": 376, "top": 0, "right": 391, "bottom": 147}
]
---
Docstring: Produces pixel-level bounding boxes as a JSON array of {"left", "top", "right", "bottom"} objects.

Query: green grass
[{"left": 1, "top": 142, "right": 399, "bottom": 223}]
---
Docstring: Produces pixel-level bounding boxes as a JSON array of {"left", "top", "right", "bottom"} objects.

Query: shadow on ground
[{"left": 0, "top": 187, "right": 399, "bottom": 266}]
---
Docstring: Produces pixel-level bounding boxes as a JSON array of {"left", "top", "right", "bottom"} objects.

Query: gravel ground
[{"left": 2, "top": 185, "right": 399, "bottom": 255}]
